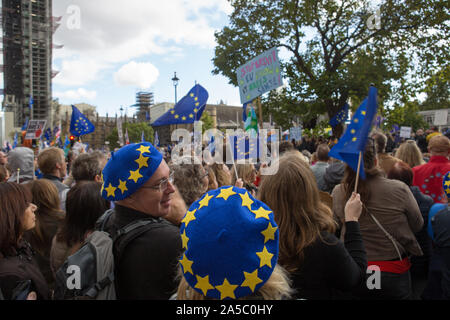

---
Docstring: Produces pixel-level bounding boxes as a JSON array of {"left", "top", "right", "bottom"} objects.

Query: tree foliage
[{"left": 213, "top": 0, "right": 449, "bottom": 136}]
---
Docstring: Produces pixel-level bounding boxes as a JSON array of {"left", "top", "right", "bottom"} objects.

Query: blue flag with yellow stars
[
  {"left": 152, "top": 84, "right": 209, "bottom": 126},
  {"left": 328, "top": 86, "right": 379, "bottom": 180},
  {"left": 70, "top": 105, "right": 95, "bottom": 137},
  {"left": 233, "top": 134, "right": 260, "bottom": 161},
  {"left": 329, "top": 103, "right": 349, "bottom": 128}
]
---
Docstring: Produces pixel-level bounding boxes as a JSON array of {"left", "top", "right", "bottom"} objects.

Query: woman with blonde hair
[
  {"left": 395, "top": 140, "right": 425, "bottom": 169},
  {"left": 258, "top": 153, "right": 367, "bottom": 299}
]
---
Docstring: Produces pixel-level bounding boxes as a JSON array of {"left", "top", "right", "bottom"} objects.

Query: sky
[{"left": 51, "top": 0, "right": 241, "bottom": 117}]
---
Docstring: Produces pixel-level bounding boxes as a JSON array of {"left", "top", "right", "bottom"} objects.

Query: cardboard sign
[
  {"left": 434, "top": 110, "right": 448, "bottom": 126},
  {"left": 400, "top": 126, "right": 412, "bottom": 139},
  {"left": 25, "top": 120, "right": 47, "bottom": 140},
  {"left": 237, "top": 47, "right": 283, "bottom": 104},
  {"left": 290, "top": 126, "right": 302, "bottom": 142}
]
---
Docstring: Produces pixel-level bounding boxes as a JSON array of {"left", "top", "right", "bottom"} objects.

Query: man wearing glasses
[{"left": 101, "top": 142, "right": 182, "bottom": 300}]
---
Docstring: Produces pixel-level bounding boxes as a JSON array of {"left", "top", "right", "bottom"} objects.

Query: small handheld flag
[{"left": 328, "top": 86, "right": 379, "bottom": 180}]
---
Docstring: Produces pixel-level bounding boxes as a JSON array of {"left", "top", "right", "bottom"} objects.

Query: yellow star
[
  {"left": 175, "top": 115, "right": 179, "bottom": 119},
  {"left": 195, "top": 97, "right": 198, "bottom": 101},
  {"left": 171, "top": 110, "right": 175, "bottom": 114},
  {"left": 256, "top": 246, "right": 274, "bottom": 268},
  {"left": 354, "top": 118, "right": 359, "bottom": 123},
  {"left": 352, "top": 137, "right": 357, "bottom": 142},
  {"left": 361, "top": 111, "right": 366, "bottom": 115},
  {"left": 241, "top": 269, "right": 263, "bottom": 293},
  {"left": 118, "top": 180, "right": 128, "bottom": 195},
  {"left": 445, "top": 180, "right": 450, "bottom": 187},
  {"left": 195, "top": 102, "right": 200, "bottom": 107},
  {"left": 215, "top": 278, "right": 238, "bottom": 300},
  {"left": 195, "top": 275, "right": 214, "bottom": 296},
  {"left": 182, "top": 209, "right": 197, "bottom": 227},
  {"left": 179, "top": 254, "right": 194, "bottom": 275},
  {"left": 194, "top": 108, "right": 198, "bottom": 113},
  {"left": 251, "top": 206, "right": 271, "bottom": 220},
  {"left": 136, "top": 145, "right": 151, "bottom": 154},
  {"left": 128, "top": 169, "right": 143, "bottom": 183},
  {"left": 105, "top": 183, "right": 117, "bottom": 198},
  {"left": 198, "top": 193, "right": 214, "bottom": 210},
  {"left": 216, "top": 187, "right": 236, "bottom": 201},
  {"left": 182, "top": 116, "right": 186, "bottom": 121},
  {"left": 135, "top": 154, "right": 149, "bottom": 168},
  {"left": 261, "top": 222, "right": 277, "bottom": 244},
  {"left": 189, "top": 114, "right": 194, "bottom": 118},
  {"left": 190, "top": 93, "right": 194, "bottom": 97},
  {"left": 239, "top": 192, "right": 254, "bottom": 211},
  {"left": 181, "top": 229, "right": 189, "bottom": 249},
  {"left": 351, "top": 129, "right": 356, "bottom": 134}
]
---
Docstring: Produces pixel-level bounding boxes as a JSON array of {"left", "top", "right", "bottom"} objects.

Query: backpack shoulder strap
[
  {"left": 113, "top": 218, "right": 160, "bottom": 263},
  {"left": 96, "top": 209, "right": 115, "bottom": 232},
  {"left": 0, "top": 287, "right": 4, "bottom": 300}
]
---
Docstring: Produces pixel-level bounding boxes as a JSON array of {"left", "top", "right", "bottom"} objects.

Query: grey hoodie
[{"left": 7, "top": 147, "right": 35, "bottom": 184}]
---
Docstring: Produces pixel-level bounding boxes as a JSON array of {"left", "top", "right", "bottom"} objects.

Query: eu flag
[
  {"left": 70, "top": 105, "right": 95, "bottom": 137},
  {"left": 328, "top": 87, "right": 379, "bottom": 180},
  {"left": 329, "top": 103, "right": 349, "bottom": 128},
  {"left": 233, "top": 134, "right": 259, "bottom": 161},
  {"left": 152, "top": 84, "right": 209, "bottom": 126}
]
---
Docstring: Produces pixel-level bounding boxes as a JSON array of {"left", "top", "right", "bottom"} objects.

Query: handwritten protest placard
[
  {"left": 236, "top": 47, "right": 283, "bottom": 104},
  {"left": 25, "top": 120, "right": 47, "bottom": 140}
]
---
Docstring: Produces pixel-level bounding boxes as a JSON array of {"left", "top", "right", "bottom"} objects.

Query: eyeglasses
[{"left": 141, "top": 172, "right": 174, "bottom": 192}]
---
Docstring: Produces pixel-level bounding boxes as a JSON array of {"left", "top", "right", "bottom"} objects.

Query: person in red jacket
[{"left": 413, "top": 135, "right": 450, "bottom": 204}]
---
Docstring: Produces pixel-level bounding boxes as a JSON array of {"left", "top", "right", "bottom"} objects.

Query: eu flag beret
[
  {"left": 101, "top": 143, "right": 163, "bottom": 201},
  {"left": 179, "top": 186, "right": 279, "bottom": 300}
]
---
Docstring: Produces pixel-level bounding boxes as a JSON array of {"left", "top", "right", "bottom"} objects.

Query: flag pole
[
  {"left": 226, "top": 134, "right": 239, "bottom": 182},
  {"left": 354, "top": 151, "right": 362, "bottom": 193}
]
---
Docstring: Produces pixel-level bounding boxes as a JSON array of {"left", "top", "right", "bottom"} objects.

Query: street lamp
[{"left": 172, "top": 72, "right": 179, "bottom": 104}]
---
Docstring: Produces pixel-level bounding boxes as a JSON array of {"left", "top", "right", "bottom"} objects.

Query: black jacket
[
  {"left": 104, "top": 205, "right": 182, "bottom": 300},
  {"left": 290, "top": 222, "right": 367, "bottom": 299},
  {"left": 0, "top": 241, "right": 50, "bottom": 300},
  {"left": 410, "top": 186, "right": 434, "bottom": 276}
]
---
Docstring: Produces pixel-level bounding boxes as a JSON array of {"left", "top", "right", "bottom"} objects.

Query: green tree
[
  {"left": 200, "top": 111, "right": 214, "bottom": 133},
  {"left": 213, "top": 0, "right": 448, "bottom": 137},
  {"left": 419, "top": 66, "right": 450, "bottom": 111},
  {"left": 106, "top": 122, "right": 154, "bottom": 150},
  {"left": 385, "top": 101, "right": 428, "bottom": 131}
]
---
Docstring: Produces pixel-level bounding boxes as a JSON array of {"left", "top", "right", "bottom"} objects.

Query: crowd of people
[{"left": 0, "top": 125, "right": 449, "bottom": 300}]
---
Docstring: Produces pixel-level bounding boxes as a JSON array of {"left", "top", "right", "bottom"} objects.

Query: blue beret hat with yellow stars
[
  {"left": 101, "top": 142, "right": 163, "bottom": 201},
  {"left": 179, "top": 186, "right": 279, "bottom": 300},
  {"left": 443, "top": 171, "right": 450, "bottom": 198}
]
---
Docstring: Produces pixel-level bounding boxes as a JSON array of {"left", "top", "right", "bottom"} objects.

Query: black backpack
[{"left": 54, "top": 209, "right": 158, "bottom": 300}]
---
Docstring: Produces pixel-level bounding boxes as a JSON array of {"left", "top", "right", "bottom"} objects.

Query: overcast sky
[{"left": 51, "top": 0, "right": 241, "bottom": 116}]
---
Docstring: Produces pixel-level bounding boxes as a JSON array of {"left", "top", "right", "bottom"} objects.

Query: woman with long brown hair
[
  {"left": 23, "top": 179, "right": 65, "bottom": 291},
  {"left": 258, "top": 153, "right": 367, "bottom": 299},
  {"left": 0, "top": 182, "right": 49, "bottom": 300},
  {"left": 332, "top": 138, "right": 424, "bottom": 300}
]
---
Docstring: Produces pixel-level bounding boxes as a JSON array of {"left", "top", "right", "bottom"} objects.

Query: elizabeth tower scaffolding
[{"left": 2, "top": 0, "right": 53, "bottom": 128}]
